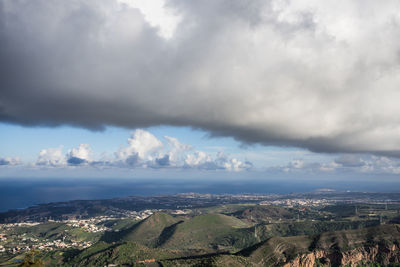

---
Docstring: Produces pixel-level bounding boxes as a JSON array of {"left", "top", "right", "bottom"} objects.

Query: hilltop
[
  {"left": 158, "top": 213, "right": 254, "bottom": 251},
  {"left": 101, "top": 212, "right": 256, "bottom": 253},
  {"left": 101, "top": 212, "right": 180, "bottom": 247}
]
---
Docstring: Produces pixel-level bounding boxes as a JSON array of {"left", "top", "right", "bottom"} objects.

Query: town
[{"left": 0, "top": 209, "right": 159, "bottom": 255}]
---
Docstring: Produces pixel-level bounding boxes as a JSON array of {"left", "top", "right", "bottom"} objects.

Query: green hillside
[
  {"left": 101, "top": 218, "right": 140, "bottom": 231},
  {"left": 232, "top": 205, "right": 295, "bottom": 222},
  {"left": 101, "top": 213, "right": 257, "bottom": 253},
  {"left": 59, "top": 241, "right": 179, "bottom": 267},
  {"left": 256, "top": 219, "right": 380, "bottom": 240},
  {"left": 160, "top": 254, "right": 253, "bottom": 267},
  {"left": 101, "top": 212, "right": 180, "bottom": 247},
  {"left": 159, "top": 214, "right": 256, "bottom": 251}
]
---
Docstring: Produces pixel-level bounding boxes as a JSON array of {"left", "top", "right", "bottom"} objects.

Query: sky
[{"left": 1, "top": 0, "right": 400, "bottom": 183}]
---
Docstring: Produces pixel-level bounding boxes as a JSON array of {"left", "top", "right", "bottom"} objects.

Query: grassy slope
[
  {"left": 232, "top": 205, "right": 295, "bottom": 222},
  {"left": 101, "top": 213, "right": 257, "bottom": 252},
  {"left": 8, "top": 222, "right": 101, "bottom": 242},
  {"left": 62, "top": 241, "right": 179, "bottom": 267},
  {"left": 159, "top": 214, "right": 256, "bottom": 251},
  {"left": 100, "top": 218, "right": 140, "bottom": 231},
  {"left": 198, "top": 204, "right": 256, "bottom": 215},
  {"left": 101, "top": 212, "right": 180, "bottom": 247},
  {"left": 257, "top": 219, "right": 380, "bottom": 240},
  {"left": 161, "top": 254, "right": 253, "bottom": 267},
  {"left": 10, "top": 223, "right": 69, "bottom": 239}
]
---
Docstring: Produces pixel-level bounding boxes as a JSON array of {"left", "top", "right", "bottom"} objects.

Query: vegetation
[
  {"left": 18, "top": 251, "right": 44, "bottom": 267},
  {"left": 2, "top": 194, "right": 400, "bottom": 266}
]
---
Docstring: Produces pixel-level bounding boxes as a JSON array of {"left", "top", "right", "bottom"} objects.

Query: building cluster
[
  {"left": 0, "top": 234, "right": 93, "bottom": 255},
  {"left": 170, "top": 209, "right": 191, "bottom": 215},
  {"left": 32, "top": 239, "right": 93, "bottom": 251},
  {"left": 132, "top": 209, "right": 154, "bottom": 219},
  {"left": 260, "top": 198, "right": 331, "bottom": 207},
  {"left": 62, "top": 210, "right": 156, "bottom": 231},
  {"left": 178, "top": 192, "right": 275, "bottom": 201},
  {"left": 0, "top": 210, "right": 162, "bottom": 256},
  {"left": 0, "top": 222, "right": 40, "bottom": 229},
  {"left": 0, "top": 233, "right": 7, "bottom": 241},
  {"left": 66, "top": 219, "right": 110, "bottom": 233}
]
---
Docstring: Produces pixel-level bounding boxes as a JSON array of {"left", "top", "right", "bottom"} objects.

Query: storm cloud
[{"left": 2, "top": 0, "right": 400, "bottom": 156}]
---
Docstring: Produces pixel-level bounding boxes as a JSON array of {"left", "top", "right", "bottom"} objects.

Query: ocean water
[{"left": 0, "top": 177, "right": 399, "bottom": 212}]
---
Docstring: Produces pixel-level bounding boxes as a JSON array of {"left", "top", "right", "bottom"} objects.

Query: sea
[{"left": 1, "top": 177, "right": 400, "bottom": 212}]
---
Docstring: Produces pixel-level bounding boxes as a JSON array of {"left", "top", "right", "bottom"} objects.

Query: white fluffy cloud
[
  {"left": 183, "top": 152, "right": 252, "bottom": 171},
  {"left": 184, "top": 151, "right": 211, "bottom": 167},
  {"left": 2, "top": 1, "right": 400, "bottom": 156},
  {"left": 164, "top": 136, "right": 192, "bottom": 163},
  {"left": 37, "top": 144, "right": 92, "bottom": 166},
  {"left": 37, "top": 147, "right": 66, "bottom": 167},
  {"left": 67, "top": 144, "right": 92, "bottom": 165},
  {"left": 116, "top": 129, "right": 163, "bottom": 165}
]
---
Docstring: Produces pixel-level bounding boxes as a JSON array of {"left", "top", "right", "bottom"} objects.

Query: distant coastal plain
[{"left": 1, "top": 177, "right": 400, "bottom": 212}]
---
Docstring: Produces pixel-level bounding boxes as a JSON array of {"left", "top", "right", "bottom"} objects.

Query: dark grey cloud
[
  {"left": 125, "top": 153, "right": 140, "bottom": 167},
  {"left": 0, "top": 158, "right": 11, "bottom": 166},
  {"left": 334, "top": 155, "right": 365, "bottom": 168},
  {"left": 2, "top": 0, "right": 400, "bottom": 156},
  {"left": 67, "top": 157, "right": 87, "bottom": 165},
  {"left": 0, "top": 156, "right": 20, "bottom": 166},
  {"left": 155, "top": 155, "right": 170, "bottom": 167}
]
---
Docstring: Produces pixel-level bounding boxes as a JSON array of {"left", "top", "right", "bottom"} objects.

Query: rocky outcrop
[{"left": 283, "top": 243, "right": 400, "bottom": 267}]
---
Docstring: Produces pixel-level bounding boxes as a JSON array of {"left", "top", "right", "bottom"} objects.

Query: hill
[
  {"left": 159, "top": 214, "right": 255, "bottom": 251},
  {"left": 101, "top": 213, "right": 257, "bottom": 253},
  {"left": 101, "top": 212, "right": 180, "bottom": 247}
]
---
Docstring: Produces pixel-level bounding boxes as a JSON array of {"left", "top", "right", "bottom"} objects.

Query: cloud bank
[
  {"left": 275, "top": 154, "right": 400, "bottom": 175},
  {"left": 2, "top": 0, "right": 400, "bottom": 156},
  {"left": 35, "top": 129, "right": 252, "bottom": 171}
]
